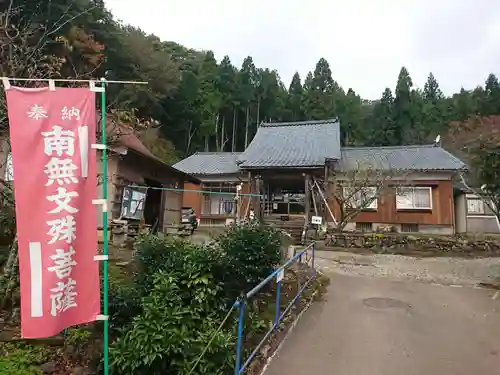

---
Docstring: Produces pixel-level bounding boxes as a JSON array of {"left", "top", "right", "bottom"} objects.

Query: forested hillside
[{"left": 2, "top": 0, "right": 500, "bottom": 162}]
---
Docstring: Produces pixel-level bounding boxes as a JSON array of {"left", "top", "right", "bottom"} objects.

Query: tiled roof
[
  {"left": 109, "top": 123, "right": 161, "bottom": 162},
  {"left": 111, "top": 124, "right": 200, "bottom": 183},
  {"left": 340, "top": 144, "right": 467, "bottom": 171},
  {"left": 238, "top": 119, "right": 341, "bottom": 168},
  {"left": 173, "top": 152, "right": 242, "bottom": 175}
]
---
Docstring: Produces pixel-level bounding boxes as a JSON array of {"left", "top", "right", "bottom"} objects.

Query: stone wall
[{"left": 325, "top": 232, "right": 500, "bottom": 256}]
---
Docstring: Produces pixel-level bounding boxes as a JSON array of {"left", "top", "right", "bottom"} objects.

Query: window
[
  {"left": 202, "top": 194, "right": 211, "bottom": 215},
  {"left": 121, "top": 187, "right": 146, "bottom": 220},
  {"left": 396, "top": 187, "right": 432, "bottom": 210},
  {"left": 467, "top": 198, "right": 485, "bottom": 214},
  {"left": 219, "top": 200, "right": 234, "bottom": 214},
  {"left": 344, "top": 186, "right": 378, "bottom": 209},
  {"left": 201, "top": 183, "right": 237, "bottom": 215},
  {"left": 356, "top": 222, "right": 373, "bottom": 232},
  {"left": 466, "top": 197, "right": 496, "bottom": 216},
  {"left": 401, "top": 223, "right": 419, "bottom": 233}
]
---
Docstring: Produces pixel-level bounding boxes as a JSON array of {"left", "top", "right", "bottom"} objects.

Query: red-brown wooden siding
[{"left": 328, "top": 180, "right": 454, "bottom": 225}]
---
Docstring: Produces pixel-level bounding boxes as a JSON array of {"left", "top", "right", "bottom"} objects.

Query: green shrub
[
  {"left": 107, "top": 281, "right": 142, "bottom": 333},
  {"left": 217, "top": 222, "right": 281, "bottom": 299},
  {"left": 108, "top": 226, "right": 283, "bottom": 375},
  {"left": 109, "top": 270, "right": 233, "bottom": 375},
  {"left": 0, "top": 343, "right": 48, "bottom": 375}
]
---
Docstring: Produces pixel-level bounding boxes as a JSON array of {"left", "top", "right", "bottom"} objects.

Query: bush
[
  {"left": 109, "top": 270, "right": 233, "bottom": 375},
  {"left": 107, "top": 282, "right": 142, "bottom": 333},
  {"left": 134, "top": 235, "right": 219, "bottom": 289},
  {"left": 217, "top": 222, "right": 282, "bottom": 299},
  {"left": 108, "top": 224, "right": 283, "bottom": 375}
]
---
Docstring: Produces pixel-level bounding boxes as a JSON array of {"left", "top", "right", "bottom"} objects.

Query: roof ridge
[
  {"left": 193, "top": 151, "right": 241, "bottom": 155},
  {"left": 341, "top": 144, "right": 438, "bottom": 150},
  {"left": 261, "top": 119, "right": 339, "bottom": 127}
]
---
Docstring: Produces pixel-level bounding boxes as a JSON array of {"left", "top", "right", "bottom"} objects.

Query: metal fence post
[
  {"left": 275, "top": 277, "right": 281, "bottom": 327},
  {"left": 235, "top": 300, "right": 245, "bottom": 375},
  {"left": 312, "top": 242, "right": 316, "bottom": 270},
  {"left": 295, "top": 259, "right": 301, "bottom": 311}
]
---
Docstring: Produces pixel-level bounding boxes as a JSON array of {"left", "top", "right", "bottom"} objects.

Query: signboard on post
[
  {"left": 311, "top": 216, "right": 323, "bottom": 225},
  {"left": 5, "top": 86, "right": 100, "bottom": 338}
]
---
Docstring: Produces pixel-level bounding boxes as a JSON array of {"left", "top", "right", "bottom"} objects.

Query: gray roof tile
[
  {"left": 172, "top": 152, "right": 241, "bottom": 175},
  {"left": 238, "top": 119, "right": 341, "bottom": 168},
  {"left": 340, "top": 145, "right": 467, "bottom": 171}
]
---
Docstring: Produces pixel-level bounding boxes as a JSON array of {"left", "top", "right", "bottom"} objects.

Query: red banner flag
[{"left": 5, "top": 86, "right": 100, "bottom": 338}]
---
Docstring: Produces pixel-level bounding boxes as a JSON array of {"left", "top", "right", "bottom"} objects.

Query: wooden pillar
[
  {"left": 245, "top": 171, "right": 253, "bottom": 219},
  {"left": 323, "top": 162, "right": 330, "bottom": 224},
  {"left": 302, "top": 173, "right": 311, "bottom": 243},
  {"left": 255, "top": 174, "right": 262, "bottom": 220}
]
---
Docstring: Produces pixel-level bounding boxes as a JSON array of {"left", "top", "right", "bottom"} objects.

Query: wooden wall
[{"left": 328, "top": 180, "right": 455, "bottom": 225}]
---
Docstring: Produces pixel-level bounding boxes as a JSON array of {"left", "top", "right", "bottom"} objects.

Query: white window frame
[
  {"left": 465, "top": 194, "right": 496, "bottom": 217},
  {"left": 396, "top": 186, "right": 432, "bottom": 210},
  {"left": 201, "top": 183, "right": 237, "bottom": 216},
  {"left": 343, "top": 186, "right": 378, "bottom": 210},
  {"left": 467, "top": 198, "right": 485, "bottom": 215},
  {"left": 120, "top": 186, "right": 146, "bottom": 220}
]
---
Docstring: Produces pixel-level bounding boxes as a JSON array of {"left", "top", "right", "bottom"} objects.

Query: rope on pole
[
  {"left": 1, "top": 77, "right": 148, "bottom": 85},
  {"left": 127, "top": 184, "right": 264, "bottom": 197}
]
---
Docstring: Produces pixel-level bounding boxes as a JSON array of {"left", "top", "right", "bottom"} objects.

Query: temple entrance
[{"left": 261, "top": 174, "right": 311, "bottom": 218}]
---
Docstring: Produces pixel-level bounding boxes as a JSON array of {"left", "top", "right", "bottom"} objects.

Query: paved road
[
  {"left": 264, "top": 273, "right": 500, "bottom": 375},
  {"left": 314, "top": 250, "right": 500, "bottom": 287}
]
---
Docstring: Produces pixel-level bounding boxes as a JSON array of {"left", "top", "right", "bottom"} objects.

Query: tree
[
  {"left": 407, "top": 88, "right": 428, "bottom": 143},
  {"left": 421, "top": 72, "right": 446, "bottom": 139},
  {"left": 217, "top": 56, "right": 238, "bottom": 151},
  {"left": 447, "top": 116, "right": 500, "bottom": 225},
  {"left": 393, "top": 67, "right": 414, "bottom": 144},
  {"left": 301, "top": 71, "right": 314, "bottom": 120},
  {"left": 198, "top": 51, "right": 222, "bottom": 151},
  {"left": 238, "top": 56, "right": 257, "bottom": 148},
  {"left": 338, "top": 88, "right": 363, "bottom": 145},
  {"left": 303, "top": 58, "right": 343, "bottom": 121},
  {"left": 450, "top": 88, "right": 478, "bottom": 121},
  {"left": 330, "top": 161, "right": 409, "bottom": 231},
  {"left": 423, "top": 72, "right": 444, "bottom": 103},
  {"left": 482, "top": 74, "right": 500, "bottom": 115},
  {"left": 103, "top": 26, "right": 181, "bottom": 121},
  {"left": 369, "top": 88, "right": 396, "bottom": 146},
  {"left": 285, "top": 72, "right": 304, "bottom": 121}
]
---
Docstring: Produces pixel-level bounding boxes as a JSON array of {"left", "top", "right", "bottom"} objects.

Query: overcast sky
[{"left": 105, "top": 0, "right": 500, "bottom": 100}]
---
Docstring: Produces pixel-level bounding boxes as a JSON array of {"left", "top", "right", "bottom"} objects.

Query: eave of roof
[{"left": 173, "top": 152, "right": 242, "bottom": 175}]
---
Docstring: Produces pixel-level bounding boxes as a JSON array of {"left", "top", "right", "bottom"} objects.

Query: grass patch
[{"left": 0, "top": 343, "right": 50, "bottom": 375}]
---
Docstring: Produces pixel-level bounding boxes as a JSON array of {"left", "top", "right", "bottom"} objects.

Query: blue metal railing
[{"left": 234, "top": 242, "right": 316, "bottom": 375}]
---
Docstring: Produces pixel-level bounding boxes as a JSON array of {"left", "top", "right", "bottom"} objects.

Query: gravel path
[{"left": 315, "top": 250, "right": 500, "bottom": 287}]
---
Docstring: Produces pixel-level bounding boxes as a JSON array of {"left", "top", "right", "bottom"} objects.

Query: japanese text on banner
[{"left": 5, "top": 87, "right": 100, "bottom": 339}]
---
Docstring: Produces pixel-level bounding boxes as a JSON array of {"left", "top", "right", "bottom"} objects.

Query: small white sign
[
  {"left": 273, "top": 203, "right": 278, "bottom": 210},
  {"left": 311, "top": 216, "right": 322, "bottom": 225},
  {"left": 277, "top": 269, "right": 284, "bottom": 283}
]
